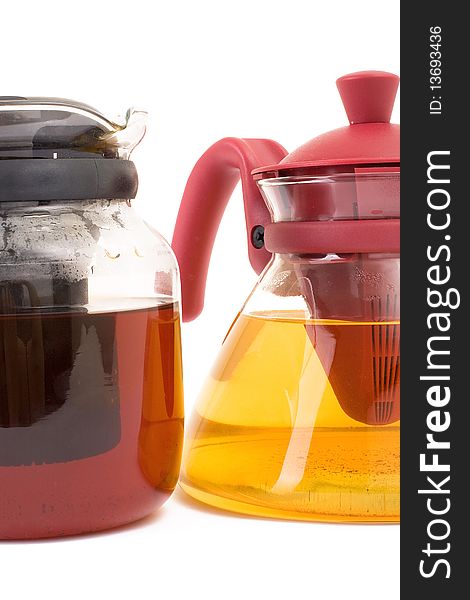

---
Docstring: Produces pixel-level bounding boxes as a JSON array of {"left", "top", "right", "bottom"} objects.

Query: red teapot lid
[{"left": 253, "top": 71, "right": 399, "bottom": 176}]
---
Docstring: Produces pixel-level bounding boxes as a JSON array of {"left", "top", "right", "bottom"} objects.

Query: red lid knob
[{"left": 336, "top": 71, "right": 399, "bottom": 125}]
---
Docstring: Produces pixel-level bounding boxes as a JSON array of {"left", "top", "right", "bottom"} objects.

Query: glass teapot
[
  {"left": 0, "top": 98, "right": 183, "bottom": 539},
  {"left": 173, "top": 71, "right": 400, "bottom": 522}
]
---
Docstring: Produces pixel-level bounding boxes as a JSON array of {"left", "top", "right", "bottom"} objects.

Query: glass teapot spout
[{"left": 101, "top": 107, "right": 147, "bottom": 159}]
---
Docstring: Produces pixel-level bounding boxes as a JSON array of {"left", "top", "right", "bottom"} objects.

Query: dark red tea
[{"left": 0, "top": 302, "right": 184, "bottom": 539}]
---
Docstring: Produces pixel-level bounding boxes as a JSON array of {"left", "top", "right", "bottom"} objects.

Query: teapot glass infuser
[{"left": 174, "top": 71, "right": 400, "bottom": 522}]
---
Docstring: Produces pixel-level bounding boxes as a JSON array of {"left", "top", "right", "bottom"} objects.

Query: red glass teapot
[{"left": 173, "top": 71, "right": 400, "bottom": 522}]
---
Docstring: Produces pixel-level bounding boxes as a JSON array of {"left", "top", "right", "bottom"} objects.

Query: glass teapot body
[
  {"left": 179, "top": 172, "right": 400, "bottom": 522},
  {"left": 0, "top": 99, "right": 183, "bottom": 539}
]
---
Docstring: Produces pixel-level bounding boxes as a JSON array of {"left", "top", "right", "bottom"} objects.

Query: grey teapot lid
[{"left": 0, "top": 97, "right": 140, "bottom": 203}]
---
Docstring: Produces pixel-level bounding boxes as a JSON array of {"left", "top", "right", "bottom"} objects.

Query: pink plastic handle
[{"left": 172, "top": 137, "right": 288, "bottom": 322}]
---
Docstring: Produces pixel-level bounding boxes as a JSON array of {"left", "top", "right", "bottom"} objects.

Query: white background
[{"left": 1, "top": 1, "right": 400, "bottom": 598}]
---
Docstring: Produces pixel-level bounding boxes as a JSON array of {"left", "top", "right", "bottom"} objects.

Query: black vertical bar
[{"left": 401, "top": 3, "right": 466, "bottom": 596}]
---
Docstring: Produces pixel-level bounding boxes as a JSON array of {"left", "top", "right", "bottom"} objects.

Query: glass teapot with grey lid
[{"left": 0, "top": 97, "right": 183, "bottom": 539}]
